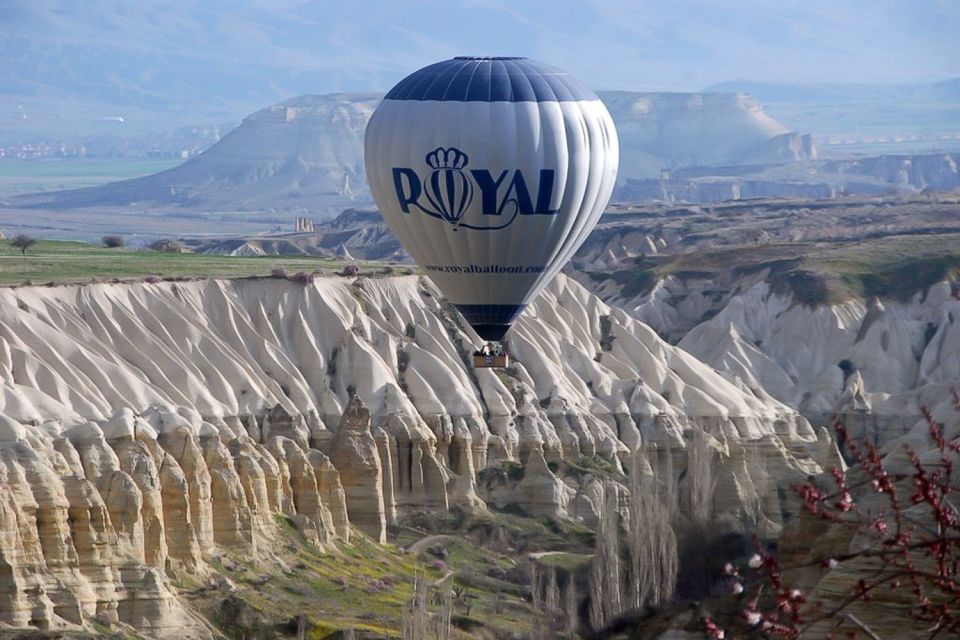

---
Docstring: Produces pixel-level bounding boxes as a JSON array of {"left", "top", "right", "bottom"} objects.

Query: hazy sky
[{"left": 3, "top": 0, "right": 959, "bottom": 103}]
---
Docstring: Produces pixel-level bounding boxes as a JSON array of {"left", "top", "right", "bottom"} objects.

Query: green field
[
  {"left": 0, "top": 239, "right": 383, "bottom": 286},
  {"left": 0, "top": 158, "right": 183, "bottom": 196}
]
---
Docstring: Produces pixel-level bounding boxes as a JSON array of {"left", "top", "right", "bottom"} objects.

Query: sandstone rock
[
  {"left": 0, "top": 418, "right": 212, "bottom": 638},
  {"left": 515, "top": 448, "right": 575, "bottom": 519},
  {"left": 260, "top": 403, "right": 310, "bottom": 449},
  {"left": 200, "top": 434, "right": 255, "bottom": 550},
  {"left": 373, "top": 426, "right": 398, "bottom": 526},
  {"left": 267, "top": 436, "right": 336, "bottom": 546},
  {"left": 329, "top": 395, "right": 386, "bottom": 542},
  {"left": 0, "top": 275, "right": 837, "bottom": 635},
  {"left": 307, "top": 449, "right": 350, "bottom": 541}
]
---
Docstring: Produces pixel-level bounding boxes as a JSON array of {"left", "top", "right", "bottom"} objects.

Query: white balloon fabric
[{"left": 365, "top": 57, "right": 619, "bottom": 342}]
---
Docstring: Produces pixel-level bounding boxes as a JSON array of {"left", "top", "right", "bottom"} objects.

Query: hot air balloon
[{"left": 364, "top": 57, "right": 619, "bottom": 367}]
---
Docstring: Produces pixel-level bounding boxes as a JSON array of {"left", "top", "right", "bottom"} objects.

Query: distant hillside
[
  {"left": 10, "top": 94, "right": 379, "bottom": 215},
  {"left": 705, "top": 78, "right": 960, "bottom": 105},
  {"left": 706, "top": 78, "right": 960, "bottom": 151},
  {"left": 189, "top": 208, "right": 406, "bottom": 261},
  {"left": 9, "top": 91, "right": 811, "bottom": 215},
  {"left": 599, "top": 91, "right": 815, "bottom": 179}
]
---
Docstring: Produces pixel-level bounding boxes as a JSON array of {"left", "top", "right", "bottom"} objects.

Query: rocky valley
[
  {"left": 5, "top": 4, "right": 960, "bottom": 638},
  {"left": 1, "top": 193, "right": 957, "bottom": 638},
  {"left": 572, "top": 195, "right": 960, "bottom": 442},
  {"left": 0, "top": 272, "right": 845, "bottom": 638}
]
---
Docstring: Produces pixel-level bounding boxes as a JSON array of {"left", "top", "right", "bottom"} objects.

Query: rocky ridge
[
  {"left": 0, "top": 275, "right": 837, "bottom": 636},
  {"left": 579, "top": 265, "right": 960, "bottom": 445}
]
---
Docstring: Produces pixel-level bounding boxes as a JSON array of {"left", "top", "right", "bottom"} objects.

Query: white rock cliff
[{"left": 0, "top": 275, "right": 836, "bottom": 635}]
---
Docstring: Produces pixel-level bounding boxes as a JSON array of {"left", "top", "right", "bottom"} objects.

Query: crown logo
[{"left": 425, "top": 147, "right": 469, "bottom": 171}]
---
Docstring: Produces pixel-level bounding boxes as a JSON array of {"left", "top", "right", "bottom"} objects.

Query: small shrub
[
  {"left": 144, "top": 275, "right": 162, "bottom": 284},
  {"left": 102, "top": 235, "right": 124, "bottom": 248},
  {"left": 341, "top": 264, "right": 360, "bottom": 277},
  {"left": 291, "top": 270, "right": 314, "bottom": 285},
  {"left": 150, "top": 238, "right": 188, "bottom": 253},
  {"left": 365, "top": 578, "right": 389, "bottom": 593},
  {"left": 270, "top": 267, "right": 287, "bottom": 279},
  {"left": 327, "top": 346, "right": 340, "bottom": 378},
  {"left": 599, "top": 315, "right": 616, "bottom": 352}
]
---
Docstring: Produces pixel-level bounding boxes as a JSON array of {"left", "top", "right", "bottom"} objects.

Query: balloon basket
[{"left": 472, "top": 343, "right": 509, "bottom": 369}]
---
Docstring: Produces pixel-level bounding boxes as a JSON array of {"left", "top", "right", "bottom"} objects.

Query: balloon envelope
[{"left": 365, "top": 57, "right": 619, "bottom": 341}]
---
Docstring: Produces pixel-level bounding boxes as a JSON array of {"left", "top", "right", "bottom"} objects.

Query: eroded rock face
[
  {"left": 329, "top": 395, "right": 386, "bottom": 542},
  {"left": 0, "top": 275, "right": 832, "bottom": 635},
  {"left": 586, "top": 271, "right": 960, "bottom": 448},
  {"left": 674, "top": 282, "right": 960, "bottom": 445},
  {"left": 0, "top": 411, "right": 349, "bottom": 637}
]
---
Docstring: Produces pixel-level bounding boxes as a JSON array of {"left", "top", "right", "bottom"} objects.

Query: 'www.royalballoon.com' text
[{"left": 423, "top": 264, "right": 546, "bottom": 274}]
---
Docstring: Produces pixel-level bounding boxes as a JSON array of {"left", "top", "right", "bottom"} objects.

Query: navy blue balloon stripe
[
  {"left": 454, "top": 303, "right": 526, "bottom": 326},
  {"left": 384, "top": 58, "right": 597, "bottom": 103}
]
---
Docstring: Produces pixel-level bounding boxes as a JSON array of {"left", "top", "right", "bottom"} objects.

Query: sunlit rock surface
[
  {"left": 584, "top": 270, "right": 960, "bottom": 445},
  {"left": 0, "top": 274, "right": 833, "bottom": 635}
]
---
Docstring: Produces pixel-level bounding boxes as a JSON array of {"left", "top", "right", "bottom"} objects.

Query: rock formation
[
  {"left": 0, "top": 274, "right": 836, "bottom": 635},
  {"left": 329, "top": 395, "right": 386, "bottom": 542},
  {"left": 11, "top": 94, "right": 380, "bottom": 215},
  {"left": 668, "top": 280, "right": 960, "bottom": 444},
  {"left": 597, "top": 91, "right": 804, "bottom": 179},
  {"left": 293, "top": 217, "right": 315, "bottom": 233}
]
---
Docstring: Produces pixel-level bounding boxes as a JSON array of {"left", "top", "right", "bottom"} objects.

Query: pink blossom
[
  {"left": 836, "top": 491, "right": 854, "bottom": 511},
  {"left": 703, "top": 617, "right": 725, "bottom": 639},
  {"left": 748, "top": 553, "right": 763, "bottom": 568}
]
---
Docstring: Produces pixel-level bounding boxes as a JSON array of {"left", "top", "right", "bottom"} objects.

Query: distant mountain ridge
[
  {"left": 599, "top": 91, "right": 815, "bottom": 179},
  {"left": 705, "top": 78, "right": 960, "bottom": 146},
  {"left": 8, "top": 91, "right": 813, "bottom": 216},
  {"left": 9, "top": 94, "right": 379, "bottom": 215},
  {"left": 190, "top": 208, "right": 405, "bottom": 260},
  {"left": 705, "top": 77, "right": 960, "bottom": 105}
]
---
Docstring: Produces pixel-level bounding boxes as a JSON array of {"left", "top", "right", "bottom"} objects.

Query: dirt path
[{"left": 404, "top": 534, "right": 455, "bottom": 556}]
